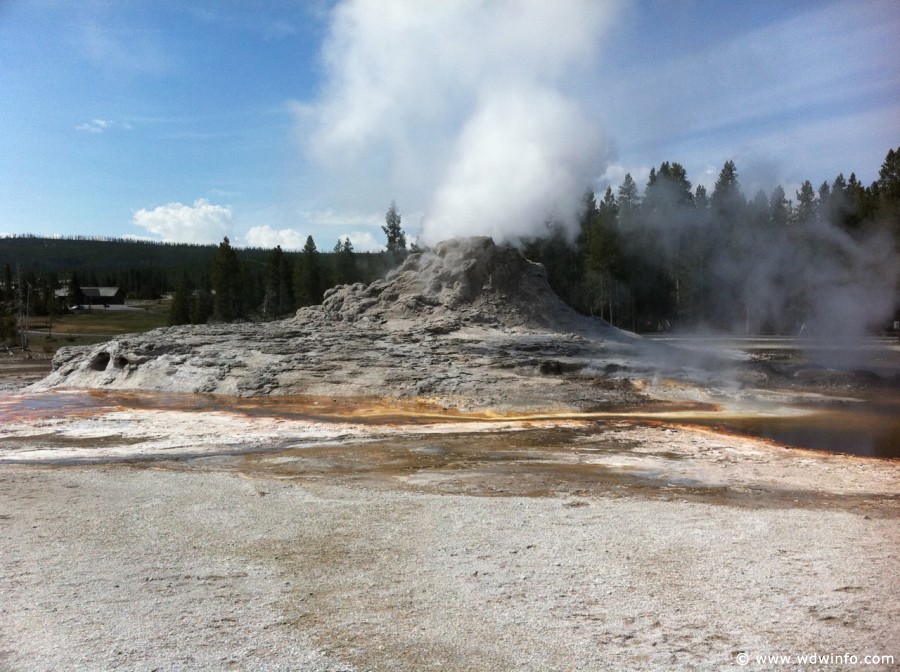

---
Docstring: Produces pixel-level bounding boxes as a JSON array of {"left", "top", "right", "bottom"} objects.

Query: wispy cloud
[
  {"left": 80, "top": 19, "right": 169, "bottom": 75},
  {"left": 262, "top": 20, "right": 297, "bottom": 41},
  {"left": 300, "top": 208, "right": 382, "bottom": 230},
  {"left": 75, "top": 118, "right": 132, "bottom": 134},
  {"left": 595, "top": 0, "right": 900, "bottom": 184},
  {"left": 187, "top": 6, "right": 303, "bottom": 42}
]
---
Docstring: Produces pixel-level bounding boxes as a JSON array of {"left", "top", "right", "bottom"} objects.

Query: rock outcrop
[{"left": 30, "top": 237, "right": 677, "bottom": 411}]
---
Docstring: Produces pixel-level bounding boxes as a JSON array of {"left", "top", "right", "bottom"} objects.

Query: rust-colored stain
[
  {"left": 1, "top": 389, "right": 715, "bottom": 424},
  {"left": 3, "top": 388, "right": 899, "bottom": 458}
]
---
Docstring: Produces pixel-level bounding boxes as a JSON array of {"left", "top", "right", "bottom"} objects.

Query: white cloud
[
  {"left": 339, "top": 230, "right": 383, "bottom": 253},
  {"left": 133, "top": 199, "right": 233, "bottom": 244},
  {"left": 242, "top": 225, "right": 385, "bottom": 253},
  {"left": 732, "top": 104, "right": 900, "bottom": 190},
  {"left": 240, "top": 210, "right": 389, "bottom": 252},
  {"left": 76, "top": 118, "right": 132, "bottom": 133},
  {"left": 302, "top": 0, "right": 624, "bottom": 245},
  {"left": 243, "top": 225, "right": 308, "bottom": 250}
]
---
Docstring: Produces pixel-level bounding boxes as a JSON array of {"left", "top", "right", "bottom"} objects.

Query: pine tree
[
  {"left": 0, "top": 305, "right": 14, "bottom": 343},
  {"left": 334, "top": 237, "right": 358, "bottom": 286},
  {"left": 878, "top": 148, "right": 900, "bottom": 202},
  {"left": 263, "top": 245, "right": 294, "bottom": 319},
  {"left": 382, "top": 201, "right": 407, "bottom": 252},
  {"left": 296, "top": 236, "right": 324, "bottom": 306},
  {"left": 748, "top": 190, "right": 769, "bottom": 230},
  {"left": 843, "top": 173, "right": 866, "bottom": 230},
  {"left": 191, "top": 292, "right": 214, "bottom": 324},
  {"left": 877, "top": 147, "right": 900, "bottom": 243},
  {"left": 645, "top": 161, "right": 692, "bottom": 210},
  {"left": 68, "top": 272, "right": 83, "bottom": 307},
  {"left": 2, "top": 264, "right": 13, "bottom": 304},
  {"left": 793, "top": 180, "right": 817, "bottom": 226},
  {"left": 769, "top": 186, "right": 790, "bottom": 228},
  {"left": 617, "top": 173, "right": 640, "bottom": 231},
  {"left": 694, "top": 184, "right": 709, "bottom": 210},
  {"left": 211, "top": 236, "right": 243, "bottom": 322},
  {"left": 169, "top": 271, "right": 192, "bottom": 326},
  {"left": 584, "top": 187, "right": 621, "bottom": 322},
  {"left": 711, "top": 160, "right": 745, "bottom": 223}
]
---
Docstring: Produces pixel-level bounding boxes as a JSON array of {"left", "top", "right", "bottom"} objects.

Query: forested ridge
[
  {"left": 2, "top": 148, "right": 899, "bottom": 339},
  {"left": 0, "top": 236, "right": 394, "bottom": 303}
]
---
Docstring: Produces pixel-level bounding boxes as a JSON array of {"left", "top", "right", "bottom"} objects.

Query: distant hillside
[{"left": 1, "top": 235, "right": 254, "bottom": 275}]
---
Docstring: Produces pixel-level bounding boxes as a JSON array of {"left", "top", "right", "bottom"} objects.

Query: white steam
[
  {"left": 304, "top": 0, "right": 622, "bottom": 245},
  {"left": 429, "top": 85, "right": 605, "bottom": 243}
]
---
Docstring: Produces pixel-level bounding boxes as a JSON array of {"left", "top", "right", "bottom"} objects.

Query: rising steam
[
  {"left": 304, "top": 0, "right": 622, "bottom": 244},
  {"left": 618, "top": 169, "right": 898, "bottom": 353},
  {"left": 427, "top": 85, "right": 605, "bottom": 243}
]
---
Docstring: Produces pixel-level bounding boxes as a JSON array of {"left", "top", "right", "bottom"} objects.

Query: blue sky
[{"left": 1, "top": 0, "right": 898, "bottom": 250}]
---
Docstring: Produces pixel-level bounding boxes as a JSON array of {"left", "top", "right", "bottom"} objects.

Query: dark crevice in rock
[{"left": 89, "top": 352, "right": 111, "bottom": 372}]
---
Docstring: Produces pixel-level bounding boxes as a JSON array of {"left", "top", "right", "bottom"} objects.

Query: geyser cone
[{"left": 319, "top": 236, "right": 617, "bottom": 333}]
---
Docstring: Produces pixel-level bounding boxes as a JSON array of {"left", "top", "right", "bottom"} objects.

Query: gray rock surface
[{"left": 30, "top": 237, "right": 699, "bottom": 411}]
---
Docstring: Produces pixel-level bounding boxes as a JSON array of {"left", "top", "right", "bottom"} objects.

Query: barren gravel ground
[
  {"left": 1, "top": 458, "right": 898, "bottom": 672},
  {"left": 1, "top": 382, "right": 899, "bottom": 671}
]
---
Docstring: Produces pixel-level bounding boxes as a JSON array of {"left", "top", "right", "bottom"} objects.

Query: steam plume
[
  {"left": 428, "top": 85, "right": 604, "bottom": 243},
  {"left": 305, "top": 0, "right": 622, "bottom": 245},
  {"left": 614, "top": 169, "right": 898, "bottom": 355}
]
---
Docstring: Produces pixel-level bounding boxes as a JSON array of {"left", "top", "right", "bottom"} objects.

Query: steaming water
[
  {"left": 687, "top": 398, "right": 900, "bottom": 459},
  {"left": 3, "top": 389, "right": 898, "bottom": 459}
]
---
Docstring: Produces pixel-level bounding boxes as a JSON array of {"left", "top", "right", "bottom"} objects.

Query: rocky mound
[
  {"left": 29, "top": 237, "right": 668, "bottom": 411},
  {"left": 320, "top": 237, "right": 591, "bottom": 332}
]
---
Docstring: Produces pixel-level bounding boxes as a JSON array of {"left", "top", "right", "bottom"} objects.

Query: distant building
[{"left": 56, "top": 286, "right": 125, "bottom": 306}]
